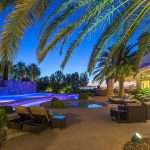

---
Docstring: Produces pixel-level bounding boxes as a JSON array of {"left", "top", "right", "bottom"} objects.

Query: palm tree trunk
[
  {"left": 107, "top": 78, "right": 114, "bottom": 96},
  {"left": 119, "top": 76, "right": 125, "bottom": 97},
  {"left": 2, "top": 62, "right": 9, "bottom": 80},
  {"left": 31, "top": 76, "right": 34, "bottom": 82}
]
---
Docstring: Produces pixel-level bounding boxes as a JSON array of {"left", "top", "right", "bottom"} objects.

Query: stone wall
[{"left": 0, "top": 80, "right": 36, "bottom": 95}]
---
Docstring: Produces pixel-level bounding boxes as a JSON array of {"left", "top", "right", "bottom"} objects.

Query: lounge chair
[
  {"left": 8, "top": 106, "right": 32, "bottom": 130},
  {"left": 22, "top": 106, "right": 51, "bottom": 133},
  {"left": 110, "top": 103, "right": 147, "bottom": 123},
  {"left": 109, "top": 95, "right": 137, "bottom": 104}
]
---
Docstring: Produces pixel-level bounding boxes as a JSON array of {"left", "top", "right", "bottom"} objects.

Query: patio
[{"left": 1, "top": 97, "right": 150, "bottom": 150}]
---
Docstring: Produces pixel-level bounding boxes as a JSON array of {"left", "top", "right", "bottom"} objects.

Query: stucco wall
[{"left": 0, "top": 80, "right": 36, "bottom": 95}]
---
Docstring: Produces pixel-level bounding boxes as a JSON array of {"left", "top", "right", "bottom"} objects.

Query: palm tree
[
  {"left": 93, "top": 43, "right": 138, "bottom": 97},
  {"left": 0, "top": 59, "right": 13, "bottom": 80},
  {"left": 26, "top": 63, "right": 41, "bottom": 82},
  {"left": 13, "top": 62, "right": 27, "bottom": 81},
  {"left": 38, "top": 76, "right": 50, "bottom": 83},
  {"left": 93, "top": 49, "right": 116, "bottom": 96},
  {"left": 0, "top": 0, "right": 149, "bottom": 74}
]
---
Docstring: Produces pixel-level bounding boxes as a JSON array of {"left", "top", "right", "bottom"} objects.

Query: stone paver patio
[{"left": 1, "top": 97, "right": 150, "bottom": 150}]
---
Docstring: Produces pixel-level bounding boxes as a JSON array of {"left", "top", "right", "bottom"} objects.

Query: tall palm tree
[
  {"left": 0, "top": 0, "right": 149, "bottom": 75},
  {"left": 26, "top": 63, "right": 41, "bottom": 82},
  {"left": 93, "top": 43, "right": 138, "bottom": 97},
  {"left": 93, "top": 49, "right": 116, "bottom": 96},
  {"left": 13, "top": 62, "right": 27, "bottom": 81},
  {"left": 0, "top": 59, "right": 13, "bottom": 80}
]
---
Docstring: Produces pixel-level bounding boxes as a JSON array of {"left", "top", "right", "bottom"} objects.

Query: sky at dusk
[{"left": 0, "top": 2, "right": 147, "bottom": 80}]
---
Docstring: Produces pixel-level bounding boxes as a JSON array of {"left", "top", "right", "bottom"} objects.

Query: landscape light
[{"left": 131, "top": 133, "right": 142, "bottom": 143}]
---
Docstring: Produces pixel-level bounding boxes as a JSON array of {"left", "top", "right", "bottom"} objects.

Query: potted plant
[{"left": 0, "top": 110, "right": 7, "bottom": 147}]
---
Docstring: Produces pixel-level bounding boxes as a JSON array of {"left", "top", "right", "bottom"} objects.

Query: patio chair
[
  {"left": 8, "top": 106, "right": 32, "bottom": 130},
  {"left": 143, "top": 102, "right": 150, "bottom": 120},
  {"left": 110, "top": 103, "right": 147, "bottom": 123},
  {"left": 127, "top": 103, "right": 147, "bottom": 123},
  {"left": 22, "top": 106, "right": 51, "bottom": 133}
]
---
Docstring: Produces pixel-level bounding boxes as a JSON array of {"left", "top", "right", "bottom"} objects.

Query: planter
[{"left": 0, "top": 128, "right": 7, "bottom": 146}]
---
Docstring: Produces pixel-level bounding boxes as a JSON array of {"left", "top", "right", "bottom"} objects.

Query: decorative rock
[{"left": 123, "top": 138, "right": 150, "bottom": 150}]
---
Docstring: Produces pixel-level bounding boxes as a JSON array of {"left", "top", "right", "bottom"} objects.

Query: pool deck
[{"left": 2, "top": 96, "right": 150, "bottom": 150}]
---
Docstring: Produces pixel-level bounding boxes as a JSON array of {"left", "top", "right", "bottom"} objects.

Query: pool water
[
  {"left": 64, "top": 101, "right": 105, "bottom": 108},
  {"left": 0, "top": 93, "right": 78, "bottom": 107}
]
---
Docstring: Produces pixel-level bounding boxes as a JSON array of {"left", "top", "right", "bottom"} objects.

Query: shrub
[
  {"left": 79, "top": 93, "right": 89, "bottom": 100},
  {"left": 36, "top": 82, "right": 50, "bottom": 92},
  {"left": 87, "top": 92, "right": 94, "bottom": 97},
  {"left": 58, "top": 85, "right": 73, "bottom": 94},
  {"left": 0, "top": 110, "right": 7, "bottom": 146},
  {"left": 0, "top": 106, "right": 14, "bottom": 114},
  {"left": 51, "top": 98, "right": 60, "bottom": 102},
  {"left": 0, "top": 129, "right": 7, "bottom": 147},
  {"left": 51, "top": 98, "right": 65, "bottom": 108},
  {"left": 45, "top": 87, "right": 53, "bottom": 92},
  {"left": 0, "top": 111, "right": 7, "bottom": 128},
  {"left": 134, "top": 88, "right": 150, "bottom": 101}
]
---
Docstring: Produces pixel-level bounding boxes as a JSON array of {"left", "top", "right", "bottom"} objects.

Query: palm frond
[
  {"left": 37, "top": 0, "right": 117, "bottom": 62},
  {"left": 37, "top": 5, "right": 76, "bottom": 56},
  {"left": 0, "top": 0, "right": 52, "bottom": 62},
  {"left": 88, "top": 0, "right": 146, "bottom": 73},
  {"left": 38, "top": 0, "right": 74, "bottom": 37},
  {"left": 0, "top": 0, "right": 15, "bottom": 12},
  {"left": 135, "top": 32, "right": 150, "bottom": 72}
]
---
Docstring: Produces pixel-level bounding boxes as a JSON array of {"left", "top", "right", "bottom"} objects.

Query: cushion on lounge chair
[
  {"left": 22, "top": 106, "right": 50, "bottom": 133},
  {"left": 128, "top": 95, "right": 134, "bottom": 100},
  {"left": 29, "top": 106, "right": 50, "bottom": 122},
  {"left": 127, "top": 103, "right": 142, "bottom": 107},
  {"left": 122, "top": 95, "right": 133, "bottom": 100},
  {"left": 15, "top": 106, "right": 31, "bottom": 115}
]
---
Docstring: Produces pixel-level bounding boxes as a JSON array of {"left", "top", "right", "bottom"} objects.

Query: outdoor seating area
[
  {"left": 8, "top": 106, "right": 66, "bottom": 134},
  {"left": 110, "top": 103, "right": 147, "bottom": 123},
  {"left": 0, "top": 97, "right": 150, "bottom": 150}
]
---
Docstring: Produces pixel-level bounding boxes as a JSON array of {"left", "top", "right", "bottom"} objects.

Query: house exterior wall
[{"left": 136, "top": 53, "right": 150, "bottom": 89}]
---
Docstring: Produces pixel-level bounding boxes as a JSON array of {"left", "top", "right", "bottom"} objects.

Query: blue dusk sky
[{"left": 0, "top": 2, "right": 147, "bottom": 80}]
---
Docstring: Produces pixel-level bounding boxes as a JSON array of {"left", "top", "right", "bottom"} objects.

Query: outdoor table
[
  {"left": 110, "top": 108, "right": 127, "bottom": 123},
  {"left": 51, "top": 115, "right": 66, "bottom": 130}
]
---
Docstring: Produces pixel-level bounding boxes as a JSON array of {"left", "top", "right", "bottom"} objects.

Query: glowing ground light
[{"left": 131, "top": 133, "right": 142, "bottom": 143}]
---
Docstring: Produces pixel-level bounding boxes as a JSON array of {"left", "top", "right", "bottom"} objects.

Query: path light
[{"left": 131, "top": 133, "right": 142, "bottom": 143}]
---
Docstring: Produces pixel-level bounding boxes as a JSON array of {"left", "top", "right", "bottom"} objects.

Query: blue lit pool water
[
  {"left": 0, "top": 93, "right": 52, "bottom": 102},
  {"left": 0, "top": 93, "right": 104, "bottom": 108},
  {"left": 64, "top": 101, "right": 105, "bottom": 109},
  {"left": 0, "top": 93, "right": 78, "bottom": 107}
]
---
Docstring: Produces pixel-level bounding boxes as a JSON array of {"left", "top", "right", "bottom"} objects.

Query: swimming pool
[
  {"left": 64, "top": 101, "right": 105, "bottom": 109},
  {"left": 0, "top": 93, "right": 78, "bottom": 107}
]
